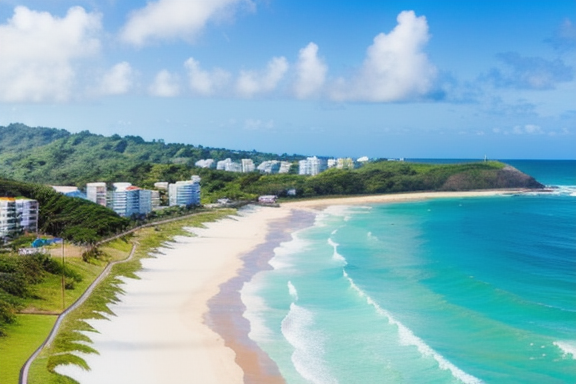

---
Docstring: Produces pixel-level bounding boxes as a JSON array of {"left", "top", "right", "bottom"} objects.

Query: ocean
[{"left": 241, "top": 160, "right": 576, "bottom": 384}]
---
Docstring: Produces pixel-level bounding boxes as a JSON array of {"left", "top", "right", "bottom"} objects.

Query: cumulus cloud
[
  {"left": 120, "top": 0, "right": 249, "bottom": 46},
  {"left": 184, "top": 58, "right": 231, "bottom": 95},
  {"left": 294, "top": 42, "right": 327, "bottom": 99},
  {"left": 485, "top": 52, "right": 574, "bottom": 90},
  {"left": 330, "top": 10, "right": 437, "bottom": 102},
  {"left": 149, "top": 70, "right": 180, "bottom": 97},
  {"left": 236, "top": 57, "right": 289, "bottom": 97},
  {"left": 0, "top": 6, "right": 101, "bottom": 102},
  {"left": 100, "top": 62, "right": 133, "bottom": 95}
]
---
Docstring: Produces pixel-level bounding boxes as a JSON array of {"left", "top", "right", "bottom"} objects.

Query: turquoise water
[{"left": 242, "top": 160, "right": 576, "bottom": 383}]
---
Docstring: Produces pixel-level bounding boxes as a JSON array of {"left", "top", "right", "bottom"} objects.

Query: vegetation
[
  {"left": 0, "top": 123, "right": 305, "bottom": 187},
  {"left": 28, "top": 210, "right": 234, "bottom": 384},
  {"left": 0, "top": 178, "right": 129, "bottom": 244},
  {"left": 0, "top": 252, "right": 83, "bottom": 336}
]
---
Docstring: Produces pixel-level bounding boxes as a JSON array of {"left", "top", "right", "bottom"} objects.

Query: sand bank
[{"left": 282, "top": 190, "right": 516, "bottom": 209}]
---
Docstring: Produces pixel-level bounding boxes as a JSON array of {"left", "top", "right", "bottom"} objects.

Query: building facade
[
  {"left": 299, "top": 156, "right": 327, "bottom": 175},
  {"left": 1, "top": 197, "right": 39, "bottom": 240},
  {"left": 86, "top": 182, "right": 108, "bottom": 206},
  {"left": 168, "top": 176, "right": 201, "bottom": 207},
  {"left": 110, "top": 183, "right": 153, "bottom": 217}
]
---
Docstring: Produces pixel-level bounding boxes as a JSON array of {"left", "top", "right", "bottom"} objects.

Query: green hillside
[{"left": 0, "top": 123, "right": 304, "bottom": 187}]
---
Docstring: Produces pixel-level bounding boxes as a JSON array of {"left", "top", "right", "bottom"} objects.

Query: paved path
[
  {"left": 18, "top": 208, "right": 238, "bottom": 384},
  {"left": 19, "top": 243, "right": 137, "bottom": 384}
]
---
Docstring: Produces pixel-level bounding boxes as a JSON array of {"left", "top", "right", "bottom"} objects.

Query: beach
[{"left": 55, "top": 190, "right": 522, "bottom": 383}]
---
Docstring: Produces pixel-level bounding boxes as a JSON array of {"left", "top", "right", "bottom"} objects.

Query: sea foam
[
  {"left": 328, "top": 237, "right": 347, "bottom": 265},
  {"left": 554, "top": 340, "right": 576, "bottom": 359},
  {"left": 281, "top": 283, "right": 337, "bottom": 384},
  {"left": 342, "top": 270, "right": 484, "bottom": 384}
]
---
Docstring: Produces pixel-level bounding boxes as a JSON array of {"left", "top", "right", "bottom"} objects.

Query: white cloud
[
  {"left": 120, "top": 0, "right": 249, "bottom": 46},
  {"left": 330, "top": 10, "right": 437, "bottom": 102},
  {"left": 236, "top": 57, "right": 289, "bottom": 97},
  {"left": 512, "top": 124, "right": 544, "bottom": 135},
  {"left": 184, "top": 58, "right": 231, "bottom": 95},
  {"left": 149, "top": 70, "right": 180, "bottom": 97},
  {"left": 0, "top": 6, "right": 101, "bottom": 102},
  {"left": 294, "top": 42, "right": 327, "bottom": 99},
  {"left": 100, "top": 62, "right": 133, "bottom": 95}
]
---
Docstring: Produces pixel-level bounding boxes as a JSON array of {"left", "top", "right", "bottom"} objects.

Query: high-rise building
[
  {"left": 1, "top": 197, "right": 39, "bottom": 239},
  {"left": 110, "top": 183, "right": 152, "bottom": 217},
  {"left": 16, "top": 198, "right": 39, "bottom": 233},
  {"left": 0, "top": 198, "right": 18, "bottom": 240},
  {"left": 168, "top": 176, "right": 201, "bottom": 207},
  {"left": 86, "top": 182, "right": 108, "bottom": 206}
]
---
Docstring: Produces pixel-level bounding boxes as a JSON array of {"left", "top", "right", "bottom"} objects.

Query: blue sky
[{"left": 0, "top": 0, "right": 574, "bottom": 159}]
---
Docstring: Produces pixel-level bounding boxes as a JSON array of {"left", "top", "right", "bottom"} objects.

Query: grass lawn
[{"left": 0, "top": 314, "right": 57, "bottom": 384}]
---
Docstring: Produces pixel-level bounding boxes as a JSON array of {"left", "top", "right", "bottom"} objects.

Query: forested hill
[{"left": 0, "top": 123, "right": 305, "bottom": 186}]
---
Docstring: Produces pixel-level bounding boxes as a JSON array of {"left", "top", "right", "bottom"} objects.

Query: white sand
[
  {"left": 54, "top": 190, "right": 515, "bottom": 383},
  {"left": 55, "top": 206, "right": 290, "bottom": 384}
]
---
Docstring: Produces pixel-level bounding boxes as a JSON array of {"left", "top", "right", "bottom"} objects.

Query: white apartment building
[
  {"left": 0, "top": 198, "right": 18, "bottom": 239},
  {"left": 299, "top": 156, "right": 327, "bottom": 176},
  {"left": 195, "top": 159, "right": 215, "bottom": 168},
  {"left": 279, "top": 161, "right": 292, "bottom": 174},
  {"left": 16, "top": 198, "right": 39, "bottom": 233},
  {"left": 86, "top": 182, "right": 108, "bottom": 206},
  {"left": 169, "top": 176, "right": 201, "bottom": 207},
  {"left": 110, "top": 183, "right": 152, "bottom": 217},
  {"left": 1, "top": 197, "right": 39, "bottom": 239},
  {"left": 217, "top": 158, "right": 242, "bottom": 172},
  {"left": 241, "top": 159, "right": 255, "bottom": 173},
  {"left": 257, "top": 160, "right": 280, "bottom": 174}
]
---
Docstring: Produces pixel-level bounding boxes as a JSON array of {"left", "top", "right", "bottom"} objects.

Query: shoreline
[{"left": 55, "top": 190, "right": 518, "bottom": 383}]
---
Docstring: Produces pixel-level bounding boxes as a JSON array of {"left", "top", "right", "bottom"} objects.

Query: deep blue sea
[{"left": 242, "top": 160, "right": 576, "bottom": 384}]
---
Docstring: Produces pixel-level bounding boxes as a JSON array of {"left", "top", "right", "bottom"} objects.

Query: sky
[{"left": 0, "top": 0, "right": 575, "bottom": 159}]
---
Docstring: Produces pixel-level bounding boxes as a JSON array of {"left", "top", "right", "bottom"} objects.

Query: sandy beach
[{"left": 55, "top": 190, "right": 516, "bottom": 383}]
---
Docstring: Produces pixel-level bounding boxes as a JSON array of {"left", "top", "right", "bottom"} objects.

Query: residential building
[
  {"left": 337, "top": 158, "right": 355, "bottom": 170},
  {"left": 195, "top": 159, "right": 215, "bottom": 168},
  {"left": 241, "top": 159, "right": 255, "bottom": 173},
  {"left": 1, "top": 197, "right": 39, "bottom": 239},
  {"left": 86, "top": 182, "right": 108, "bottom": 206},
  {"left": 217, "top": 158, "right": 242, "bottom": 172},
  {"left": 168, "top": 176, "right": 201, "bottom": 207},
  {"left": 110, "top": 183, "right": 152, "bottom": 217},
  {"left": 151, "top": 190, "right": 161, "bottom": 209},
  {"left": 16, "top": 198, "right": 39, "bottom": 233},
  {"left": 257, "top": 160, "right": 280, "bottom": 174},
  {"left": 299, "top": 156, "right": 327, "bottom": 175},
  {"left": 0, "top": 198, "right": 18, "bottom": 240},
  {"left": 279, "top": 161, "right": 292, "bottom": 174}
]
